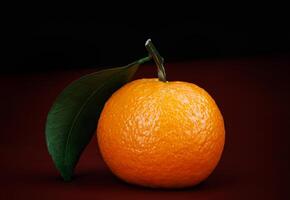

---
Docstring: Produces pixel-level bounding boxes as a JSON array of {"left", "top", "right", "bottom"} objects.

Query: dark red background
[{"left": 0, "top": 55, "right": 289, "bottom": 199}]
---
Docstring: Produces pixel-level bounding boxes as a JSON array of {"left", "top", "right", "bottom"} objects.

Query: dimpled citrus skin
[{"left": 97, "top": 78, "right": 225, "bottom": 188}]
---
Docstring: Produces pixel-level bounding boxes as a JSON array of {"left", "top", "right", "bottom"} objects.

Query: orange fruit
[{"left": 97, "top": 78, "right": 225, "bottom": 188}]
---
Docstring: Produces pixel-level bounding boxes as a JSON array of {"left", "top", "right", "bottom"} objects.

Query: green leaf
[{"left": 45, "top": 56, "right": 150, "bottom": 181}]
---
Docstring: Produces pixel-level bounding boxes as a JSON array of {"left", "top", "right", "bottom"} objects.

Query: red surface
[{"left": 0, "top": 56, "right": 290, "bottom": 199}]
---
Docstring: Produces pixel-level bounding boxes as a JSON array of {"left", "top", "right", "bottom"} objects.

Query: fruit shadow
[
  {"left": 28, "top": 167, "right": 238, "bottom": 200},
  {"left": 71, "top": 167, "right": 237, "bottom": 193}
]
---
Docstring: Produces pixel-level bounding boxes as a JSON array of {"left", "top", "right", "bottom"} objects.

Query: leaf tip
[{"left": 61, "top": 172, "right": 73, "bottom": 182}]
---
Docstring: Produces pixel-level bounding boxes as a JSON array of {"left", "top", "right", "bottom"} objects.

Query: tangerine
[{"left": 97, "top": 78, "right": 225, "bottom": 188}]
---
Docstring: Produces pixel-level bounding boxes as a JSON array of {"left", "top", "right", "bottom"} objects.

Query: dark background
[
  {"left": 2, "top": 8, "right": 290, "bottom": 71},
  {"left": 1, "top": 6, "right": 290, "bottom": 200}
]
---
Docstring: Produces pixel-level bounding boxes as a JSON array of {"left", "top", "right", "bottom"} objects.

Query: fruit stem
[{"left": 145, "top": 39, "right": 167, "bottom": 82}]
